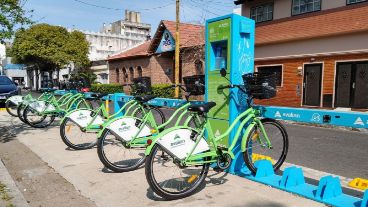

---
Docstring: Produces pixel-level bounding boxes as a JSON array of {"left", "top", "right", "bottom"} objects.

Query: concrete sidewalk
[
  {"left": 0, "top": 159, "right": 30, "bottom": 207},
  {"left": 0, "top": 112, "right": 323, "bottom": 207}
]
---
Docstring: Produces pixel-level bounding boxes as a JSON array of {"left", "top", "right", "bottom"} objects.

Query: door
[
  {"left": 353, "top": 62, "right": 368, "bottom": 108},
  {"left": 303, "top": 64, "right": 322, "bottom": 106},
  {"left": 335, "top": 63, "right": 352, "bottom": 107}
]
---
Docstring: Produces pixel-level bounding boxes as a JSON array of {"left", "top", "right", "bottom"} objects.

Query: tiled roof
[
  {"left": 162, "top": 20, "right": 205, "bottom": 48},
  {"left": 256, "top": 4, "right": 368, "bottom": 45},
  {"left": 108, "top": 41, "right": 151, "bottom": 60},
  {"left": 148, "top": 20, "right": 204, "bottom": 52},
  {"left": 109, "top": 21, "right": 205, "bottom": 61}
]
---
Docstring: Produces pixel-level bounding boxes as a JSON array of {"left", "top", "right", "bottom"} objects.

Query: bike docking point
[{"left": 234, "top": 160, "right": 366, "bottom": 207}]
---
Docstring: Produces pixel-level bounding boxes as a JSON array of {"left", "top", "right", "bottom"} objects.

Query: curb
[{"left": 0, "top": 159, "right": 30, "bottom": 207}]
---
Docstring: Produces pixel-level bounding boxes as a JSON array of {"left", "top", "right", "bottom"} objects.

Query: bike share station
[{"left": 111, "top": 14, "right": 368, "bottom": 207}]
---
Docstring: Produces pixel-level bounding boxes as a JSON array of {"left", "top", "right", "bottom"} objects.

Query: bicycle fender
[
  {"left": 241, "top": 122, "right": 256, "bottom": 152},
  {"left": 67, "top": 109, "right": 104, "bottom": 128},
  {"left": 144, "top": 128, "right": 173, "bottom": 156},
  {"left": 97, "top": 116, "right": 131, "bottom": 137},
  {"left": 6, "top": 95, "right": 23, "bottom": 105}
]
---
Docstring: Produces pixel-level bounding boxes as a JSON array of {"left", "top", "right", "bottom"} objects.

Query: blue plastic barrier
[
  {"left": 261, "top": 106, "right": 368, "bottom": 129},
  {"left": 240, "top": 160, "right": 365, "bottom": 207},
  {"left": 112, "top": 93, "right": 204, "bottom": 116}
]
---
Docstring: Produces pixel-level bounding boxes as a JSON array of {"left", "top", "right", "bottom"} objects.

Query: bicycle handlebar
[{"left": 218, "top": 84, "right": 247, "bottom": 94}]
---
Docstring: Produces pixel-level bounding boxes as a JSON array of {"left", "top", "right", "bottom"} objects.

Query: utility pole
[{"left": 174, "top": 0, "right": 180, "bottom": 98}]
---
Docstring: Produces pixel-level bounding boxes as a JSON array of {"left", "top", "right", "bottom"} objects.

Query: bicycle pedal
[
  {"left": 213, "top": 166, "right": 225, "bottom": 172},
  {"left": 217, "top": 146, "right": 228, "bottom": 151}
]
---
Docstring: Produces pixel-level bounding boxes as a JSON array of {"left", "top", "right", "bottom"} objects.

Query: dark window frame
[
  {"left": 346, "top": 0, "right": 367, "bottom": 5},
  {"left": 256, "top": 65, "right": 283, "bottom": 87},
  {"left": 291, "top": 0, "right": 322, "bottom": 16},
  {"left": 250, "top": 2, "right": 274, "bottom": 23}
]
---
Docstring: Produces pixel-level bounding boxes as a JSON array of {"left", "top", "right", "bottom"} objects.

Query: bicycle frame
[
  {"left": 97, "top": 100, "right": 200, "bottom": 149},
  {"left": 145, "top": 106, "right": 273, "bottom": 167}
]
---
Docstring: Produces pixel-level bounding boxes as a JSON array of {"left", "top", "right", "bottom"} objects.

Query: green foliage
[
  {"left": 150, "top": 84, "right": 175, "bottom": 98},
  {"left": 71, "top": 71, "right": 97, "bottom": 86},
  {"left": 10, "top": 24, "right": 90, "bottom": 71},
  {"left": 90, "top": 83, "right": 176, "bottom": 98},
  {"left": 0, "top": 0, "right": 33, "bottom": 42},
  {"left": 90, "top": 84, "right": 124, "bottom": 94}
]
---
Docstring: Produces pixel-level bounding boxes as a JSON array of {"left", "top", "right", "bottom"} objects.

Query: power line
[
  {"left": 187, "top": 0, "right": 222, "bottom": 16},
  {"left": 72, "top": 0, "right": 175, "bottom": 11}
]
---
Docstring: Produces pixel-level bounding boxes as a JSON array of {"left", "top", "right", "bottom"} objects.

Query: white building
[
  {"left": 0, "top": 43, "right": 6, "bottom": 75},
  {"left": 65, "top": 10, "right": 151, "bottom": 84}
]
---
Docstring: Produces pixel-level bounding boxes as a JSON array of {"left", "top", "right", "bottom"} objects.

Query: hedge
[
  {"left": 90, "top": 84, "right": 124, "bottom": 94},
  {"left": 90, "top": 83, "right": 176, "bottom": 98}
]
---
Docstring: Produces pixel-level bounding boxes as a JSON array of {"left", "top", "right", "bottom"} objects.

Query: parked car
[{"left": 0, "top": 75, "right": 21, "bottom": 103}]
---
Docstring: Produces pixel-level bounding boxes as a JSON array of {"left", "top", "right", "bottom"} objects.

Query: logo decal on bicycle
[
  {"left": 118, "top": 125, "right": 131, "bottom": 132},
  {"left": 171, "top": 134, "right": 185, "bottom": 147},
  {"left": 77, "top": 113, "right": 88, "bottom": 120}
]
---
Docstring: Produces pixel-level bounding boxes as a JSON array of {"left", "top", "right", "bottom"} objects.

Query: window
[
  {"left": 137, "top": 66, "right": 143, "bottom": 77},
  {"left": 122, "top": 68, "right": 128, "bottom": 83},
  {"left": 115, "top": 68, "right": 120, "bottom": 83},
  {"left": 195, "top": 60, "right": 204, "bottom": 74},
  {"left": 129, "top": 67, "right": 134, "bottom": 82},
  {"left": 347, "top": 0, "right": 367, "bottom": 4},
  {"left": 250, "top": 3, "right": 273, "bottom": 23},
  {"left": 257, "top": 65, "right": 283, "bottom": 87},
  {"left": 292, "top": 0, "right": 321, "bottom": 15}
]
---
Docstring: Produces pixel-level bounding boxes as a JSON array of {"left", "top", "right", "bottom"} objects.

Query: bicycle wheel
[
  {"left": 97, "top": 128, "right": 146, "bottom": 172},
  {"left": 243, "top": 118, "right": 288, "bottom": 174},
  {"left": 23, "top": 105, "right": 55, "bottom": 128},
  {"left": 17, "top": 103, "right": 27, "bottom": 123},
  {"left": 97, "top": 107, "right": 165, "bottom": 172},
  {"left": 60, "top": 117, "right": 98, "bottom": 150},
  {"left": 5, "top": 101, "right": 18, "bottom": 117},
  {"left": 145, "top": 144, "right": 209, "bottom": 200}
]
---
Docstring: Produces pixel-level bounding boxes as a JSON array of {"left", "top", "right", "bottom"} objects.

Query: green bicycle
[
  {"left": 16, "top": 89, "right": 74, "bottom": 124},
  {"left": 22, "top": 90, "right": 90, "bottom": 128},
  {"left": 96, "top": 75, "right": 205, "bottom": 173},
  {"left": 143, "top": 69, "right": 289, "bottom": 200},
  {"left": 59, "top": 77, "right": 165, "bottom": 150},
  {"left": 5, "top": 89, "right": 56, "bottom": 118}
]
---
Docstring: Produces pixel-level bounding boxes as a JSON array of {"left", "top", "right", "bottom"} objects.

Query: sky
[{"left": 23, "top": 0, "right": 239, "bottom": 34}]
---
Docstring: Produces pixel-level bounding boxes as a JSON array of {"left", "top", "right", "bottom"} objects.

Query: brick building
[
  {"left": 108, "top": 20, "right": 204, "bottom": 93},
  {"left": 235, "top": 0, "right": 368, "bottom": 109}
]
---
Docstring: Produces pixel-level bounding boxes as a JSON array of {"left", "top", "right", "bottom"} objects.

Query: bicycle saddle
[
  {"left": 188, "top": 102, "right": 216, "bottom": 113},
  {"left": 134, "top": 95, "right": 156, "bottom": 103}
]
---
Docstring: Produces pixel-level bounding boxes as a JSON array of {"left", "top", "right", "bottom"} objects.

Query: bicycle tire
[
  {"left": 243, "top": 118, "right": 288, "bottom": 174},
  {"left": 5, "top": 101, "right": 18, "bottom": 117},
  {"left": 17, "top": 103, "right": 27, "bottom": 123},
  {"left": 60, "top": 117, "right": 98, "bottom": 150},
  {"left": 97, "top": 106, "right": 165, "bottom": 172},
  {"left": 145, "top": 144, "right": 209, "bottom": 200},
  {"left": 23, "top": 105, "right": 55, "bottom": 128}
]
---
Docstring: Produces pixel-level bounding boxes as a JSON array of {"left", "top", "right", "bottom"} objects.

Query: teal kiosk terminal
[{"left": 205, "top": 14, "right": 255, "bottom": 174}]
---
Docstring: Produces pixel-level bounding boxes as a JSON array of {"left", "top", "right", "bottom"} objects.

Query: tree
[
  {"left": 11, "top": 24, "right": 90, "bottom": 69},
  {"left": 71, "top": 71, "right": 97, "bottom": 87},
  {"left": 0, "top": 0, "right": 33, "bottom": 42},
  {"left": 10, "top": 24, "right": 90, "bottom": 89}
]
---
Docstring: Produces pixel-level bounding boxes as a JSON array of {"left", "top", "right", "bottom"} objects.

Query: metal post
[{"left": 174, "top": 0, "right": 180, "bottom": 98}]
